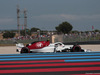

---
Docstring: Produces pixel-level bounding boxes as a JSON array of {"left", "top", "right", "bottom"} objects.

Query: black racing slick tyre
[
  {"left": 20, "top": 47, "right": 30, "bottom": 54},
  {"left": 72, "top": 45, "right": 81, "bottom": 52}
]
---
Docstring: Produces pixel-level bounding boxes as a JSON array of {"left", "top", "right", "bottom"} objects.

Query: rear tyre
[{"left": 20, "top": 47, "right": 30, "bottom": 54}]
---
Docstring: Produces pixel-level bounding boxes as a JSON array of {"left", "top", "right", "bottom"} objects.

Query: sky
[{"left": 0, "top": 0, "right": 100, "bottom": 31}]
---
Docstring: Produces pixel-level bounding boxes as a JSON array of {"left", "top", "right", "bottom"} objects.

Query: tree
[
  {"left": 71, "top": 30, "right": 79, "bottom": 34},
  {"left": 31, "top": 27, "right": 40, "bottom": 32},
  {"left": 55, "top": 21, "right": 73, "bottom": 34},
  {"left": 3, "top": 31, "right": 15, "bottom": 38},
  {"left": 20, "top": 29, "right": 31, "bottom": 36},
  {"left": 94, "top": 29, "right": 100, "bottom": 32}
]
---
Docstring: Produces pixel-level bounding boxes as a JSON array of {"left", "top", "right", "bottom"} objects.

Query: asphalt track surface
[{"left": 0, "top": 52, "right": 100, "bottom": 75}]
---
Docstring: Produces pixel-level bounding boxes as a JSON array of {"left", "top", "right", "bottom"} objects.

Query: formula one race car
[{"left": 16, "top": 40, "right": 91, "bottom": 53}]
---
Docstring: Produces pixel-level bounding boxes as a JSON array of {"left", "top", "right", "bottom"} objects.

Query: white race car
[{"left": 16, "top": 41, "right": 91, "bottom": 53}]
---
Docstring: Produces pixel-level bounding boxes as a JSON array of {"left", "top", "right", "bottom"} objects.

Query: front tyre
[
  {"left": 20, "top": 47, "right": 30, "bottom": 54},
  {"left": 72, "top": 45, "right": 81, "bottom": 52}
]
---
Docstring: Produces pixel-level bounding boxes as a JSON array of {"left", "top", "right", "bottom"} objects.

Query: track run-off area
[{"left": 0, "top": 52, "right": 100, "bottom": 75}]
